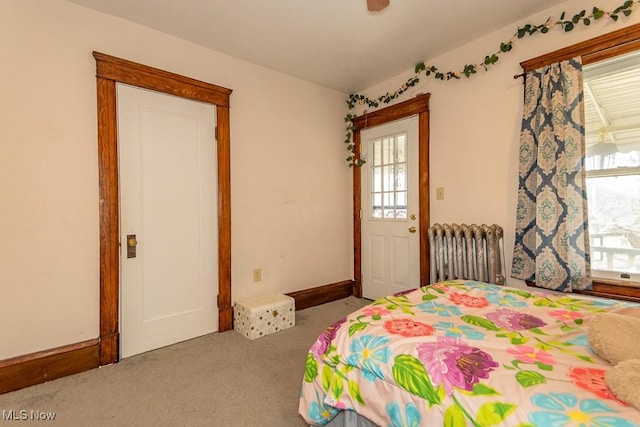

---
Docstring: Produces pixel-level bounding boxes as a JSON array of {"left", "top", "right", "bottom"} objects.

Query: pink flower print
[
  {"left": 362, "top": 306, "right": 391, "bottom": 320},
  {"left": 334, "top": 401, "right": 347, "bottom": 410},
  {"left": 548, "top": 310, "right": 583, "bottom": 321},
  {"left": 449, "top": 292, "right": 489, "bottom": 308},
  {"left": 417, "top": 336, "right": 498, "bottom": 395},
  {"left": 384, "top": 319, "right": 436, "bottom": 337},
  {"left": 568, "top": 367, "right": 624, "bottom": 404},
  {"left": 430, "top": 283, "right": 449, "bottom": 293},
  {"left": 485, "top": 308, "right": 547, "bottom": 331},
  {"left": 507, "top": 345, "right": 556, "bottom": 365}
]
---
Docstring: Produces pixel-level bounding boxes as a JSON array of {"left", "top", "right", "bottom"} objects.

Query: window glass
[
  {"left": 369, "top": 132, "right": 409, "bottom": 220},
  {"left": 372, "top": 139, "right": 382, "bottom": 167},
  {"left": 396, "top": 135, "right": 407, "bottom": 163},
  {"left": 584, "top": 51, "right": 640, "bottom": 280}
]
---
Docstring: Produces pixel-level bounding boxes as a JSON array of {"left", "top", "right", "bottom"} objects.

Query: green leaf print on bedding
[
  {"left": 392, "top": 354, "right": 441, "bottom": 406},
  {"left": 461, "top": 315, "right": 500, "bottom": 331}
]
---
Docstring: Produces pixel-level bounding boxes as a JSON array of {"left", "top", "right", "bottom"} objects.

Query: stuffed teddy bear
[
  {"left": 606, "top": 359, "right": 640, "bottom": 410},
  {"left": 588, "top": 312, "right": 640, "bottom": 409}
]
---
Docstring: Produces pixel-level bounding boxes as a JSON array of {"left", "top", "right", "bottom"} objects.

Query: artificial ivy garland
[{"left": 344, "top": 0, "right": 638, "bottom": 167}]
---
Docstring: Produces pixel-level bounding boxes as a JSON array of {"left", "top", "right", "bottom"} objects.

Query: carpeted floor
[{"left": 0, "top": 296, "right": 370, "bottom": 426}]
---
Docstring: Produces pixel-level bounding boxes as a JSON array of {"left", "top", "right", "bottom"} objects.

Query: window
[
  {"left": 584, "top": 51, "right": 640, "bottom": 285},
  {"left": 370, "top": 132, "right": 408, "bottom": 219},
  {"left": 520, "top": 22, "right": 640, "bottom": 301}
]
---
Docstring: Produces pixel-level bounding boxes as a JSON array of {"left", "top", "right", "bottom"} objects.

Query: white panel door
[
  {"left": 118, "top": 84, "right": 218, "bottom": 358},
  {"left": 361, "top": 116, "right": 419, "bottom": 300}
]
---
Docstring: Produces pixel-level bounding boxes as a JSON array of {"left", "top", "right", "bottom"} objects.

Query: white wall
[
  {"left": 0, "top": 0, "right": 352, "bottom": 359},
  {"left": 359, "top": 0, "right": 640, "bottom": 289}
]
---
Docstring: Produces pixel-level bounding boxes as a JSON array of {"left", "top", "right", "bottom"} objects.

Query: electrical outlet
[
  {"left": 436, "top": 187, "right": 445, "bottom": 200},
  {"left": 252, "top": 268, "right": 262, "bottom": 283}
]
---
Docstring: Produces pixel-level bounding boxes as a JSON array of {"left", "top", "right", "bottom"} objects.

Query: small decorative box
[{"left": 233, "top": 293, "right": 295, "bottom": 340}]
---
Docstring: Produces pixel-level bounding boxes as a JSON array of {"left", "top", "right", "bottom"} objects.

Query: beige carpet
[{"left": 0, "top": 296, "right": 370, "bottom": 426}]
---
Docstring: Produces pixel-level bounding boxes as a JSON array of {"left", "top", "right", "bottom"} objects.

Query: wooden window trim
[
  {"left": 521, "top": 23, "right": 640, "bottom": 302},
  {"left": 521, "top": 22, "right": 640, "bottom": 71},
  {"left": 351, "top": 94, "right": 431, "bottom": 297},
  {"left": 94, "top": 52, "right": 233, "bottom": 365}
]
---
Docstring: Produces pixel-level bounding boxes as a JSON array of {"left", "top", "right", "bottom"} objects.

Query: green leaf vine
[{"left": 344, "top": 0, "right": 639, "bottom": 166}]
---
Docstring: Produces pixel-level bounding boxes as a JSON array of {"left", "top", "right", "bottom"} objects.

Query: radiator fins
[{"left": 427, "top": 223, "right": 505, "bottom": 285}]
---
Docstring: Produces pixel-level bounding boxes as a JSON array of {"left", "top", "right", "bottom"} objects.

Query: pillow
[
  {"left": 606, "top": 359, "right": 640, "bottom": 410},
  {"left": 588, "top": 313, "right": 640, "bottom": 364}
]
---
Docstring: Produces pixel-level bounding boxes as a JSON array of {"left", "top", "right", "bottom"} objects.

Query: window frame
[
  {"left": 520, "top": 22, "right": 640, "bottom": 303},
  {"left": 369, "top": 132, "right": 409, "bottom": 220}
]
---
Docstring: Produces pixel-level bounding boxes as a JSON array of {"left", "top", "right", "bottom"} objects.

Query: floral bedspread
[{"left": 298, "top": 280, "right": 640, "bottom": 427}]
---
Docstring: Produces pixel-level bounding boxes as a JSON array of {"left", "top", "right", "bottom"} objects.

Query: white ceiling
[{"left": 66, "top": 0, "right": 568, "bottom": 93}]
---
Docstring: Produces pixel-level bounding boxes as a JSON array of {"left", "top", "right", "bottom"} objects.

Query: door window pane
[
  {"left": 372, "top": 166, "right": 382, "bottom": 192},
  {"left": 372, "top": 193, "right": 382, "bottom": 218},
  {"left": 372, "top": 140, "right": 382, "bottom": 167},
  {"left": 383, "top": 165, "right": 394, "bottom": 191},
  {"left": 382, "top": 137, "right": 392, "bottom": 165},
  {"left": 396, "top": 135, "right": 407, "bottom": 163},
  {"left": 369, "top": 132, "right": 409, "bottom": 219},
  {"left": 396, "top": 164, "right": 407, "bottom": 191}
]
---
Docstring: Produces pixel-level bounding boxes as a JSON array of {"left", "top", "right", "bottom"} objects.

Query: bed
[{"left": 298, "top": 280, "right": 640, "bottom": 426}]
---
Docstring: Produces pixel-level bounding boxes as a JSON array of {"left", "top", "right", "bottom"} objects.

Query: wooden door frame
[
  {"left": 94, "top": 52, "right": 233, "bottom": 365},
  {"left": 352, "top": 94, "right": 431, "bottom": 297}
]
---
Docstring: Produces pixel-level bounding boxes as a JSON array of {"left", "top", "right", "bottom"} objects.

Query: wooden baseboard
[
  {"left": 0, "top": 339, "right": 100, "bottom": 394},
  {"left": 0, "top": 280, "right": 355, "bottom": 394},
  {"left": 286, "top": 280, "right": 355, "bottom": 311}
]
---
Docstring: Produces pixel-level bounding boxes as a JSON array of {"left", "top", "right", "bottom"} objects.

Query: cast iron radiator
[{"left": 427, "top": 223, "right": 505, "bottom": 285}]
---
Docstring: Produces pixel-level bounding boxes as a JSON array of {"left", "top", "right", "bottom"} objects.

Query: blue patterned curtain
[{"left": 511, "top": 57, "right": 592, "bottom": 292}]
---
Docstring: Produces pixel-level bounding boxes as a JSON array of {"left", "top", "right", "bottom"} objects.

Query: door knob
[
  {"left": 126, "top": 234, "right": 137, "bottom": 258},
  {"left": 408, "top": 226, "right": 417, "bottom": 233}
]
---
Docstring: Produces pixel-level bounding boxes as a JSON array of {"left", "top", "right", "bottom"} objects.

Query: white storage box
[{"left": 234, "top": 293, "right": 295, "bottom": 340}]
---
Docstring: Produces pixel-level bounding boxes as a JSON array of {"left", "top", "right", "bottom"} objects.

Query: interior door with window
[
  {"left": 118, "top": 83, "right": 219, "bottom": 358},
  {"left": 361, "top": 116, "right": 419, "bottom": 300}
]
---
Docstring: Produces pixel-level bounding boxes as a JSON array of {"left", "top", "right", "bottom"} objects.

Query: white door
[
  {"left": 118, "top": 84, "right": 218, "bottom": 358},
  {"left": 361, "top": 116, "right": 420, "bottom": 300}
]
